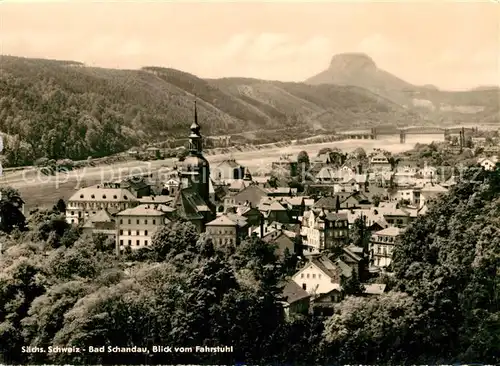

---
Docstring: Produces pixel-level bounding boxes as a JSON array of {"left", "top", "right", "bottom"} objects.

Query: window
[
  {"left": 136, "top": 219, "right": 140, "bottom": 224},
  {"left": 71, "top": 211, "right": 74, "bottom": 215},
  {"left": 128, "top": 219, "right": 131, "bottom": 224},
  {"left": 319, "top": 274, "right": 322, "bottom": 279},
  {"left": 145, "top": 240, "right": 148, "bottom": 246},
  {"left": 136, "top": 231, "right": 139, "bottom": 236},
  {"left": 124, "top": 195, "right": 128, "bottom": 200},
  {"left": 128, "top": 230, "right": 131, "bottom": 235},
  {"left": 145, "top": 220, "right": 148, "bottom": 225},
  {"left": 302, "top": 283, "right": 307, "bottom": 290},
  {"left": 120, "top": 230, "right": 123, "bottom": 235},
  {"left": 113, "top": 195, "right": 117, "bottom": 199},
  {"left": 91, "top": 194, "right": 95, "bottom": 199},
  {"left": 102, "top": 195, "right": 106, "bottom": 199},
  {"left": 301, "top": 273, "right": 304, "bottom": 278},
  {"left": 120, "top": 219, "right": 123, "bottom": 224},
  {"left": 128, "top": 240, "right": 132, "bottom": 245},
  {"left": 80, "top": 194, "right": 84, "bottom": 199},
  {"left": 153, "top": 219, "right": 156, "bottom": 225},
  {"left": 312, "top": 274, "right": 316, "bottom": 279},
  {"left": 136, "top": 240, "right": 140, "bottom": 246},
  {"left": 70, "top": 219, "right": 74, "bottom": 223},
  {"left": 120, "top": 240, "right": 123, "bottom": 246},
  {"left": 145, "top": 230, "right": 148, "bottom": 236},
  {"left": 306, "top": 273, "right": 310, "bottom": 278}
]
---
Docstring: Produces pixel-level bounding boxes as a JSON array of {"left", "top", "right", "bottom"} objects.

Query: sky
[{"left": 0, "top": 0, "right": 499, "bottom": 90}]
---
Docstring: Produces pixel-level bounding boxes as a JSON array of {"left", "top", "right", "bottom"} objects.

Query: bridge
[{"left": 337, "top": 125, "right": 469, "bottom": 143}]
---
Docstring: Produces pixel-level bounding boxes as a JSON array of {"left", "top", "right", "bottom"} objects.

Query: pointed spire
[{"left": 188, "top": 99, "right": 202, "bottom": 153}]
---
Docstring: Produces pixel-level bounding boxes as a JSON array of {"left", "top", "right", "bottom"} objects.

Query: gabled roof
[
  {"left": 229, "top": 179, "right": 247, "bottom": 191},
  {"left": 69, "top": 186, "right": 138, "bottom": 202},
  {"left": 230, "top": 184, "right": 269, "bottom": 206},
  {"left": 282, "top": 280, "right": 310, "bottom": 304},
  {"left": 117, "top": 204, "right": 165, "bottom": 217},
  {"left": 216, "top": 158, "right": 241, "bottom": 169},
  {"left": 171, "top": 187, "right": 210, "bottom": 221},
  {"left": 267, "top": 201, "right": 287, "bottom": 211},
  {"left": 138, "top": 195, "right": 174, "bottom": 205},
  {"left": 364, "top": 284, "right": 387, "bottom": 295},
  {"left": 206, "top": 214, "right": 238, "bottom": 227},
  {"left": 284, "top": 196, "right": 304, "bottom": 206},
  {"left": 335, "top": 259, "right": 353, "bottom": 278},
  {"left": 374, "top": 227, "right": 403, "bottom": 237},
  {"left": 87, "top": 209, "right": 114, "bottom": 223},
  {"left": 325, "top": 212, "right": 348, "bottom": 221},
  {"left": 310, "top": 256, "right": 341, "bottom": 279},
  {"left": 225, "top": 213, "right": 248, "bottom": 228},
  {"left": 342, "top": 245, "right": 363, "bottom": 262}
]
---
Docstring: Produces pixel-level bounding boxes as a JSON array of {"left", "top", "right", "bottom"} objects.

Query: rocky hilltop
[{"left": 306, "top": 53, "right": 500, "bottom": 121}]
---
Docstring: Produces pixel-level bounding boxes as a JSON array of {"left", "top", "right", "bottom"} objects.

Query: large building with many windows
[
  {"left": 116, "top": 205, "right": 171, "bottom": 254},
  {"left": 66, "top": 186, "right": 138, "bottom": 225}
]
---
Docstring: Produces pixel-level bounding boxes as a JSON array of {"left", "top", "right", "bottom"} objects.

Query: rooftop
[
  {"left": 69, "top": 186, "right": 138, "bottom": 202},
  {"left": 117, "top": 204, "right": 165, "bottom": 217}
]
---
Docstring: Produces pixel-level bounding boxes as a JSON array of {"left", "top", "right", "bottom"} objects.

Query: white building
[
  {"left": 66, "top": 186, "right": 138, "bottom": 225},
  {"left": 292, "top": 256, "right": 352, "bottom": 296},
  {"left": 478, "top": 156, "right": 498, "bottom": 171},
  {"left": 369, "top": 227, "right": 403, "bottom": 268},
  {"left": 116, "top": 204, "right": 170, "bottom": 254}
]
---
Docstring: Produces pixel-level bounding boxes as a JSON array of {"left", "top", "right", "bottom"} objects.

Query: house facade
[
  {"left": 116, "top": 205, "right": 170, "bottom": 254},
  {"left": 205, "top": 214, "right": 248, "bottom": 248},
  {"left": 300, "top": 210, "right": 349, "bottom": 254},
  {"left": 66, "top": 186, "right": 139, "bottom": 225},
  {"left": 370, "top": 227, "right": 403, "bottom": 268}
]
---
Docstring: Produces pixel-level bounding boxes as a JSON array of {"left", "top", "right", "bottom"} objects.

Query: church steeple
[{"left": 189, "top": 100, "right": 202, "bottom": 154}]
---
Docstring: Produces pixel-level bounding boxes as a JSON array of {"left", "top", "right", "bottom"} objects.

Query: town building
[
  {"left": 369, "top": 154, "right": 392, "bottom": 172},
  {"left": 66, "top": 186, "right": 139, "bottom": 225},
  {"left": 116, "top": 204, "right": 170, "bottom": 254},
  {"left": 478, "top": 156, "right": 498, "bottom": 171},
  {"left": 300, "top": 209, "right": 349, "bottom": 254},
  {"left": 369, "top": 227, "right": 404, "bottom": 268},
  {"left": 292, "top": 255, "right": 352, "bottom": 296},
  {"left": 205, "top": 214, "right": 248, "bottom": 248},
  {"left": 81, "top": 210, "right": 116, "bottom": 239},
  {"left": 281, "top": 280, "right": 311, "bottom": 317},
  {"left": 171, "top": 101, "right": 216, "bottom": 231}
]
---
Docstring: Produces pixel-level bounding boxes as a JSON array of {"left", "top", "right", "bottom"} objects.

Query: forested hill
[{"left": 0, "top": 55, "right": 422, "bottom": 167}]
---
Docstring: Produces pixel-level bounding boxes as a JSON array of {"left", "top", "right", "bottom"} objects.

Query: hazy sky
[{"left": 1, "top": 1, "right": 499, "bottom": 90}]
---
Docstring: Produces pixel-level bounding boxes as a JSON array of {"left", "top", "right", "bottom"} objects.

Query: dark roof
[
  {"left": 282, "top": 280, "right": 310, "bottom": 304},
  {"left": 325, "top": 212, "right": 348, "bottom": 221},
  {"left": 231, "top": 185, "right": 268, "bottom": 207},
  {"left": 311, "top": 256, "right": 340, "bottom": 278},
  {"left": 171, "top": 187, "right": 213, "bottom": 221}
]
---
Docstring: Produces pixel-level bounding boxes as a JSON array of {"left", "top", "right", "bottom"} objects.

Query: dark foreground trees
[{"left": 1, "top": 169, "right": 500, "bottom": 364}]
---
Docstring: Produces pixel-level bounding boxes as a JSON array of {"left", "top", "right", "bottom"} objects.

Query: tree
[
  {"left": 322, "top": 292, "right": 420, "bottom": 364},
  {"left": 296, "top": 150, "right": 310, "bottom": 181},
  {"left": 341, "top": 272, "right": 365, "bottom": 297},
  {"left": 372, "top": 194, "right": 381, "bottom": 207},
  {"left": 0, "top": 200, "right": 27, "bottom": 233},
  {"left": 349, "top": 216, "right": 370, "bottom": 253},
  {"left": 54, "top": 198, "right": 66, "bottom": 213},
  {"left": 176, "top": 147, "right": 189, "bottom": 161},
  {"left": 151, "top": 221, "right": 199, "bottom": 262},
  {"left": 352, "top": 147, "right": 367, "bottom": 161}
]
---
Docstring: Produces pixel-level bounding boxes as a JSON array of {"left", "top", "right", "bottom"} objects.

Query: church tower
[{"left": 178, "top": 101, "right": 211, "bottom": 203}]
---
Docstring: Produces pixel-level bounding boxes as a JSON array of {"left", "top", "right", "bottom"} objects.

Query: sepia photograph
[{"left": 0, "top": 0, "right": 499, "bottom": 365}]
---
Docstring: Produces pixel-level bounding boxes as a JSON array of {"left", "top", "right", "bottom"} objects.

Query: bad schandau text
[{"left": 22, "top": 345, "right": 234, "bottom": 354}]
